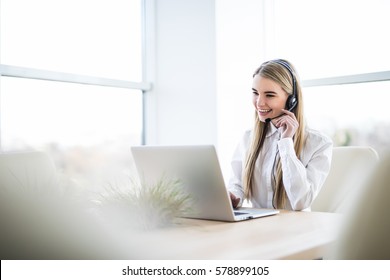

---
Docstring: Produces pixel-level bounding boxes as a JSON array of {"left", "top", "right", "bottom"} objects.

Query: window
[
  {"left": 270, "top": 0, "right": 390, "bottom": 156},
  {"left": 0, "top": 0, "right": 149, "bottom": 187},
  {"left": 1, "top": 0, "right": 143, "bottom": 81},
  {"left": 271, "top": 0, "right": 390, "bottom": 79},
  {"left": 303, "top": 81, "right": 390, "bottom": 154},
  {"left": 216, "top": 0, "right": 390, "bottom": 177}
]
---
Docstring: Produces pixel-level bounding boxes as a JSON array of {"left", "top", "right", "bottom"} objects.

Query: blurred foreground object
[
  {"left": 95, "top": 177, "right": 193, "bottom": 231},
  {"left": 0, "top": 151, "right": 131, "bottom": 259},
  {"left": 328, "top": 150, "right": 390, "bottom": 259}
]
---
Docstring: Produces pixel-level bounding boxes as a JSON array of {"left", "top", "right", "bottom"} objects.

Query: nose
[{"left": 256, "top": 94, "right": 265, "bottom": 108}]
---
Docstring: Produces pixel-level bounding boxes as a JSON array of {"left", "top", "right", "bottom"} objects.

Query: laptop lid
[{"left": 131, "top": 145, "right": 279, "bottom": 222}]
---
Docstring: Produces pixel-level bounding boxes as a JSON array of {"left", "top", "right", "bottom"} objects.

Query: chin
[{"left": 256, "top": 113, "right": 267, "bottom": 123}]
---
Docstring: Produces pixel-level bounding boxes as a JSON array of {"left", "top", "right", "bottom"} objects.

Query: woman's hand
[
  {"left": 272, "top": 109, "right": 299, "bottom": 139},
  {"left": 229, "top": 192, "right": 240, "bottom": 209}
]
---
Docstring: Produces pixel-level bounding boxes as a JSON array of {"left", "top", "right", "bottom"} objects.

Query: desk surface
[{"left": 128, "top": 210, "right": 342, "bottom": 259}]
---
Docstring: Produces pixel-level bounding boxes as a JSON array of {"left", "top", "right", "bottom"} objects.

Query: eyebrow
[
  {"left": 252, "top": 88, "right": 278, "bottom": 95},
  {"left": 264, "top": 91, "right": 277, "bottom": 95}
]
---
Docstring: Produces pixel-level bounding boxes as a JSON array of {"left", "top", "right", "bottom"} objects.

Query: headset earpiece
[
  {"left": 272, "top": 59, "right": 298, "bottom": 111},
  {"left": 286, "top": 95, "right": 297, "bottom": 111}
]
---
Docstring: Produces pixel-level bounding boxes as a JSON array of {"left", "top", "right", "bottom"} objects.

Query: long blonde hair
[{"left": 243, "top": 59, "right": 306, "bottom": 209}]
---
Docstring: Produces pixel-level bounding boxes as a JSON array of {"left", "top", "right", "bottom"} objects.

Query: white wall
[
  {"left": 216, "top": 0, "right": 266, "bottom": 177},
  {"left": 144, "top": 0, "right": 217, "bottom": 146},
  {"left": 143, "top": 0, "right": 266, "bottom": 178}
]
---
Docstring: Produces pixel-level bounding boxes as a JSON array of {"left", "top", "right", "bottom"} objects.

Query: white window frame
[
  {"left": 0, "top": 0, "right": 153, "bottom": 146},
  {"left": 261, "top": 1, "right": 390, "bottom": 89},
  {"left": 302, "top": 71, "right": 390, "bottom": 88}
]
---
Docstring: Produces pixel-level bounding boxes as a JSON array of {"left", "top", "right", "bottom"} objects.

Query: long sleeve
[
  {"left": 227, "top": 131, "right": 251, "bottom": 207},
  {"left": 227, "top": 126, "right": 333, "bottom": 211},
  {"left": 278, "top": 130, "right": 333, "bottom": 210}
]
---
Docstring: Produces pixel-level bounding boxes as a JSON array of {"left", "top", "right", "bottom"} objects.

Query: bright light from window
[
  {"left": 0, "top": 76, "right": 143, "bottom": 186},
  {"left": 272, "top": 0, "right": 390, "bottom": 79},
  {"left": 303, "top": 81, "right": 390, "bottom": 155},
  {"left": 1, "top": 77, "right": 143, "bottom": 148},
  {"left": 0, "top": 0, "right": 144, "bottom": 187},
  {"left": 1, "top": 0, "right": 142, "bottom": 81}
]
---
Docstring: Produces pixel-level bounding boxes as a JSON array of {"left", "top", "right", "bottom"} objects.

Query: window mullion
[{"left": 0, "top": 64, "right": 151, "bottom": 91}]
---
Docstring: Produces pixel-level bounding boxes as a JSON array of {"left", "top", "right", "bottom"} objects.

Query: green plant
[{"left": 96, "top": 177, "right": 193, "bottom": 230}]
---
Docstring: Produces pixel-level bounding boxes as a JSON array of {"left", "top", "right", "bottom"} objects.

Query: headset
[
  {"left": 273, "top": 59, "right": 298, "bottom": 112},
  {"left": 272, "top": 59, "right": 298, "bottom": 111},
  {"left": 264, "top": 59, "right": 298, "bottom": 123}
]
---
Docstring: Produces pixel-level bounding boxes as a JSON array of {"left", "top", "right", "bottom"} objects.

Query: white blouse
[{"left": 227, "top": 123, "right": 333, "bottom": 211}]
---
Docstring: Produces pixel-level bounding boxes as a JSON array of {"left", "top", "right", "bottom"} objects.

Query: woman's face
[{"left": 252, "top": 75, "right": 289, "bottom": 122}]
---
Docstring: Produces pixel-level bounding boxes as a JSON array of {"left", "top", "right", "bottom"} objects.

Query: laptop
[{"left": 131, "top": 145, "right": 279, "bottom": 222}]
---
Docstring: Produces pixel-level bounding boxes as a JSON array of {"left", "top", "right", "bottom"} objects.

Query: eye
[
  {"left": 252, "top": 91, "right": 258, "bottom": 96},
  {"left": 266, "top": 94, "right": 275, "bottom": 97}
]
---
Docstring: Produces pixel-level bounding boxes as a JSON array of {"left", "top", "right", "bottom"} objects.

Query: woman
[{"left": 228, "top": 59, "right": 332, "bottom": 211}]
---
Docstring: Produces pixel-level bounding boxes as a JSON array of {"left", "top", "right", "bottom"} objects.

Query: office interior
[{"left": 1, "top": 0, "right": 390, "bottom": 260}]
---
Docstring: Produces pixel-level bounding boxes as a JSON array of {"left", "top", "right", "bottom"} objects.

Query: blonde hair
[{"left": 243, "top": 59, "right": 306, "bottom": 209}]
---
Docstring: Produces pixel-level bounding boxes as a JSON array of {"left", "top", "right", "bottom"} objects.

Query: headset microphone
[
  {"left": 265, "top": 114, "right": 281, "bottom": 123},
  {"left": 265, "top": 105, "right": 295, "bottom": 123}
]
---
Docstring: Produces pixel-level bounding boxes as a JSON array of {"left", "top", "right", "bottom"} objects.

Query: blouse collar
[{"left": 266, "top": 121, "right": 280, "bottom": 138}]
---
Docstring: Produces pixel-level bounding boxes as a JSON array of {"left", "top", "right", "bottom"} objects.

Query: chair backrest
[
  {"left": 328, "top": 150, "right": 390, "bottom": 259},
  {"left": 0, "top": 151, "right": 58, "bottom": 191},
  {"left": 0, "top": 150, "right": 132, "bottom": 259},
  {"left": 311, "top": 146, "right": 379, "bottom": 213}
]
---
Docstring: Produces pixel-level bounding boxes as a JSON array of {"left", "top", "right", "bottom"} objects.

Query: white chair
[
  {"left": 0, "top": 150, "right": 132, "bottom": 259},
  {"left": 328, "top": 150, "right": 390, "bottom": 259},
  {"left": 0, "top": 150, "right": 59, "bottom": 191},
  {"left": 311, "top": 146, "right": 379, "bottom": 213}
]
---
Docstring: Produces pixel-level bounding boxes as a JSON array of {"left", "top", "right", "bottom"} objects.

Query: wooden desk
[{"left": 127, "top": 210, "right": 342, "bottom": 259}]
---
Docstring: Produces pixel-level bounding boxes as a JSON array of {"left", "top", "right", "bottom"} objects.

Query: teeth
[{"left": 259, "top": 109, "right": 271, "bottom": 113}]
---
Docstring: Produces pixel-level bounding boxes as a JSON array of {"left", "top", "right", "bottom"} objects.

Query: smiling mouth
[{"left": 258, "top": 109, "right": 272, "bottom": 113}]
